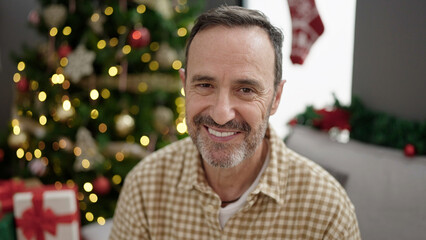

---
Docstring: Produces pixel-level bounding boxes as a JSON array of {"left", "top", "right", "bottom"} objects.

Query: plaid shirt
[{"left": 110, "top": 127, "right": 361, "bottom": 239}]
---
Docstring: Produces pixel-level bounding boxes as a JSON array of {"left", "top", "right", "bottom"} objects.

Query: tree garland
[{"left": 290, "top": 97, "right": 426, "bottom": 156}]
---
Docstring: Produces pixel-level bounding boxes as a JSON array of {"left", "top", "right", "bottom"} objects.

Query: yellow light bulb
[
  {"left": 17, "top": 62, "right": 25, "bottom": 71},
  {"left": 63, "top": 100, "right": 71, "bottom": 111},
  {"left": 97, "top": 40, "right": 106, "bottom": 49},
  {"left": 108, "top": 66, "right": 118, "bottom": 77},
  {"left": 83, "top": 182, "right": 93, "bottom": 192},
  {"left": 177, "top": 27, "right": 188, "bottom": 37},
  {"left": 149, "top": 61, "right": 159, "bottom": 71},
  {"left": 89, "top": 193, "right": 98, "bottom": 203},
  {"left": 91, "top": 109, "right": 99, "bottom": 119},
  {"left": 140, "top": 136, "right": 150, "bottom": 147},
  {"left": 63, "top": 26, "right": 72, "bottom": 35},
  {"left": 172, "top": 60, "right": 182, "bottom": 70},
  {"left": 39, "top": 115, "right": 47, "bottom": 125},
  {"left": 137, "top": 5, "right": 146, "bottom": 14},
  {"left": 50, "top": 27, "right": 58, "bottom": 37},
  {"left": 97, "top": 217, "right": 106, "bottom": 225},
  {"left": 16, "top": 148, "right": 25, "bottom": 159},
  {"left": 90, "top": 89, "right": 99, "bottom": 100},
  {"left": 86, "top": 212, "right": 94, "bottom": 222},
  {"left": 177, "top": 122, "right": 188, "bottom": 134},
  {"left": 105, "top": 6, "right": 113, "bottom": 16},
  {"left": 34, "top": 149, "right": 42, "bottom": 158}
]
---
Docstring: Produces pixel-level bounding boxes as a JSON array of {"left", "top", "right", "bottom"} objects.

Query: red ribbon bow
[{"left": 15, "top": 190, "right": 78, "bottom": 240}]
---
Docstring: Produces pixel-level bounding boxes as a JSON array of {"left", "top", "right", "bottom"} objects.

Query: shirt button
[{"left": 206, "top": 204, "right": 215, "bottom": 213}]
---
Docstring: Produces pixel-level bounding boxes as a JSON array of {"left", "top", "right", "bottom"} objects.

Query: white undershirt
[{"left": 218, "top": 143, "right": 270, "bottom": 229}]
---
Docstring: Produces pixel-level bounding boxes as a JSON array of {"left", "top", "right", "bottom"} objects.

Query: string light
[
  {"left": 138, "top": 82, "right": 148, "bottom": 92},
  {"left": 50, "top": 27, "right": 58, "bottom": 37},
  {"left": 39, "top": 115, "right": 47, "bottom": 125},
  {"left": 17, "top": 62, "right": 25, "bottom": 71},
  {"left": 81, "top": 159, "right": 90, "bottom": 169},
  {"left": 104, "top": 6, "right": 113, "bottom": 16},
  {"left": 83, "top": 182, "right": 93, "bottom": 192},
  {"left": 90, "top": 89, "right": 99, "bottom": 100},
  {"left": 86, "top": 212, "right": 94, "bottom": 222},
  {"left": 25, "top": 152, "right": 33, "bottom": 161},
  {"left": 177, "top": 27, "right": 188, "bottom": 37},
  {"left": 63, "top": 100, "right": 72, "bottom": 111},
  {"left": 60, "top": 57, "right": 68, "bottom": 67},
  {"left": 38, "top": 91, "right": 47, "bottom": 102},
  {"left": 13, "top": 73, "right": 21, "bottom": 82},
  {"left": 140, "top": 136, "right": 150, "bottom": 146},
  {"left": 115, "top": 152, "right": 124, "bottom": 162},
  {"left": 149, "top": 61, "right": 159, "bottom": 71},
  {"left": 172, "top": 60, "right": 182, "bottom": 70},
  {"left": 97, "top": 217, "right": 106, "bottom": 225},
  {"left": 16, "top": 148, "right": 25, "bottom": 159},
  {"left": 13, "top": 125, "right": 21, "bottom": 135},
  {"left": 97, "top": 40, "right": 106, "bottom": 49},
  {"left": 181, "top": 88, "right": 185, "bottom": 96},
  {"left": 112, "top": 175, "right": 122, "bottom": 185},
  {"left": 63, "top": 26, "right": 72, "bottom": 35},
  {"left": 54, "top": 182, "right": 63, "bottom": 189},
  {"left": 59, "top": 138, "right": 67, "bottom": 149},
  {"left": 99, "top": 89, "right": 109, "bottom": 99},
  {"left": 89, "top": 193, "right": 98, "bottom": 203},
  {"left": 91, "top": 13, "right": 100, "bottom": 22},
  {"left": 108, "top": 66, "right": 118, "bottom": 77},
  {"left": 177, "top": 122, "right": 188, "bottom": 134},
  {"left": 141, "top": 53, "right": 151, "bottom": 63},
  {"left": 66, "top": 180, "right": 75, "bottom": 188},
  {"left": 31, "top": 81, "right": 39, "bottom": 90},
  {"left": 109, "top": 38, "right": 118, "bottom": 47},
  {"left": 91, "top": 109, "right": 99, "bottom": 119},
  {"left": 149, "top": 42, "right": 160, "bottom": 51},
  {"left": 98, "top": 123, "right": 107, "bottom": 133},
  {"left": 122, "top": 45, "right": 131, "bottom": 54},
  {"left": 74, "top": 147, "right": 82, "bottom": 156},
  {"left": 117, "top": 26, "right": 126, "bottom": 35},
  {"left": 34, "top": 149, "right": 42, "bottom": 158},
  {"left": 137, "top": 5, "right": 146, "bottom": 14}
]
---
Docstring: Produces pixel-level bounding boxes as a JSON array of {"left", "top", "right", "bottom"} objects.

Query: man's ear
[
  {"left": 270, "top": 80, "right": 286, "bottom": 115},
  {"left": 179, "top": 68, "right": 186, "bottom": 89}
]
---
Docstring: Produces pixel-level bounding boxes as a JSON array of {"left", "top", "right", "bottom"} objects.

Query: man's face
[{"left": 181, "top": 26, "right": 283, "bottom": 168}]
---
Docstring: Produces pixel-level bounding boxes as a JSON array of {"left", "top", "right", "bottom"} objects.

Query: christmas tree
[{"left": 0, "top": 0, "right": 203, "bottom": 226}]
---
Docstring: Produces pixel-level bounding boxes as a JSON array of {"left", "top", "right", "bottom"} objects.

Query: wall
[{"left": 352, "top": 0, "right": 426, "bottom": 121}]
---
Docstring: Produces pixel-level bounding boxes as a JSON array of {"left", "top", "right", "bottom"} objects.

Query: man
[{"left": 110, "top": 6, "right": 360, "bottom": 239}]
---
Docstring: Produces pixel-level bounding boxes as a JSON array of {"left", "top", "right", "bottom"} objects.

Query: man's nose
[{"left": 209, "top": 91, "right": 236, "bottom": 126}]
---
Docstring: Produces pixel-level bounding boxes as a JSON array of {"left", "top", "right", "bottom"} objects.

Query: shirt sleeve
[{"left": 109, "top": 169, "right": 150, "bottom": 240}]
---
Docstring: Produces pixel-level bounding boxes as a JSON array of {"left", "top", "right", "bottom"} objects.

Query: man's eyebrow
[
  {"left": 235, "top": 79, "right": 263, "bottom": 89},
  {"left": 191, "top": 75, "right": 215, "bottom": 83}
]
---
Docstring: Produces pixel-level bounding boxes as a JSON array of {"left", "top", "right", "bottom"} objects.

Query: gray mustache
[{"left": 193, "top": 114, "right": 251, "bottom": 133}]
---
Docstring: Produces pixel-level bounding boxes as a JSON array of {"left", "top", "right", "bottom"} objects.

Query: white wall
[{"left": 246, "top": 0, "right": 357, "bottom": 138}]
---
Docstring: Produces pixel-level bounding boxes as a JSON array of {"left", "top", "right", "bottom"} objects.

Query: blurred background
[{"left": 0, "top": 0, "right": 425, "bottom": 239}]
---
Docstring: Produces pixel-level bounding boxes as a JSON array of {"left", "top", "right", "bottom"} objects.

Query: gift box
[
  {"left": 13, "top": 185, "right": 80, "bottom": 240},
  {"left": 0, "top": 213, "right": 16, "bottom": 240},
  {"left": 0, "top": 179, "right": 25, "bottom": 214}
]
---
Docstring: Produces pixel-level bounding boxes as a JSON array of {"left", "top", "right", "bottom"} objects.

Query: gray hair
[{"left": 184, "top": 5, "right": 284, "bottom": 89}]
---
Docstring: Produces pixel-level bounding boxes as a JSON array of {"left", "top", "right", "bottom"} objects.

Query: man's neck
[{"left": 203, "top": 138, "right": 269, "bottom": 203}]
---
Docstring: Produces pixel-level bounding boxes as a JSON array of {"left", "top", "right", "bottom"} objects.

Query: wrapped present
[
  {"left": 0, "top": 179, "right": 25, "bottom": 214},
  {"left": 13, "top": 185, "right": 80, "bottom": 240},
  {"left": 0, "top": 213, "right": 17, "bottom": 240}
]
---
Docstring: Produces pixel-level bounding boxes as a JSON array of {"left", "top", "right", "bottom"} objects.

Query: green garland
[{"left": 292, "top": 97, "right": 426, "bottom": 156}]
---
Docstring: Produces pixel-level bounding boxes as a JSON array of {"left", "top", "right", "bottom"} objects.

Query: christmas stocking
[{"left": 288, "top": 0, "right": 324, "bottom": 64}]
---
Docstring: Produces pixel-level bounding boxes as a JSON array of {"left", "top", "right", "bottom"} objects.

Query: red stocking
[{"left": 288, "top": 0, "right": 325, "bottom": 64}]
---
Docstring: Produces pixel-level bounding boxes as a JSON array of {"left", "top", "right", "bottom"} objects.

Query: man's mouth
[{"left": 207, "top": 127, "right": 237, "bottom": 137}]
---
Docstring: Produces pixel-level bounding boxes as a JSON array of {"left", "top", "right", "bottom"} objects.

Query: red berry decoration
[
  {"left": 16, "top": 76, "right": 29, "bottom": 92},
  {"left": 128, "top": 27, "right": 150, "bottom": 48},
  {"left": 404, "top": 144, "right": 416, "bottom": 157},
  {"left": 92, "top": 176, "right": 111, "bottom": 195},
  {"left": 58, "top": 44, "right": 72, "bottom": 58}
]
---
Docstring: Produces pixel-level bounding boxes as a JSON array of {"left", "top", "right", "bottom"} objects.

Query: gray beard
[{"left": 189, "top": 115, "right": 269, "bottom": 169}]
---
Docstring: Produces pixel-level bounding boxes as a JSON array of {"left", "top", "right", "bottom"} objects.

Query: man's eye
[
  {"left": 197, "top": 83, "right": 212, "bottom": 88},
  {"left": 239, "top": 88, "right": 253, "bottom": 93}
]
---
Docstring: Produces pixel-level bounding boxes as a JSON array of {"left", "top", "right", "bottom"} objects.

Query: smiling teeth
[{"left": 208, "top": 128, "right": 236, "bottom": 137}]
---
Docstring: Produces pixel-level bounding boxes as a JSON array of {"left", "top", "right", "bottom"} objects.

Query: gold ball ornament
[
  {"left": 115, "top": 113, "right": 135, "bottom": 137},
  {"left": 42, "top": 4, "right": 67, "bottom": 28},
  {"left": 153, "top": 106, "right": 174, "bottom": 133},
  {"left": 8, "top": 132, "right": 29, "bottom": 149}
]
